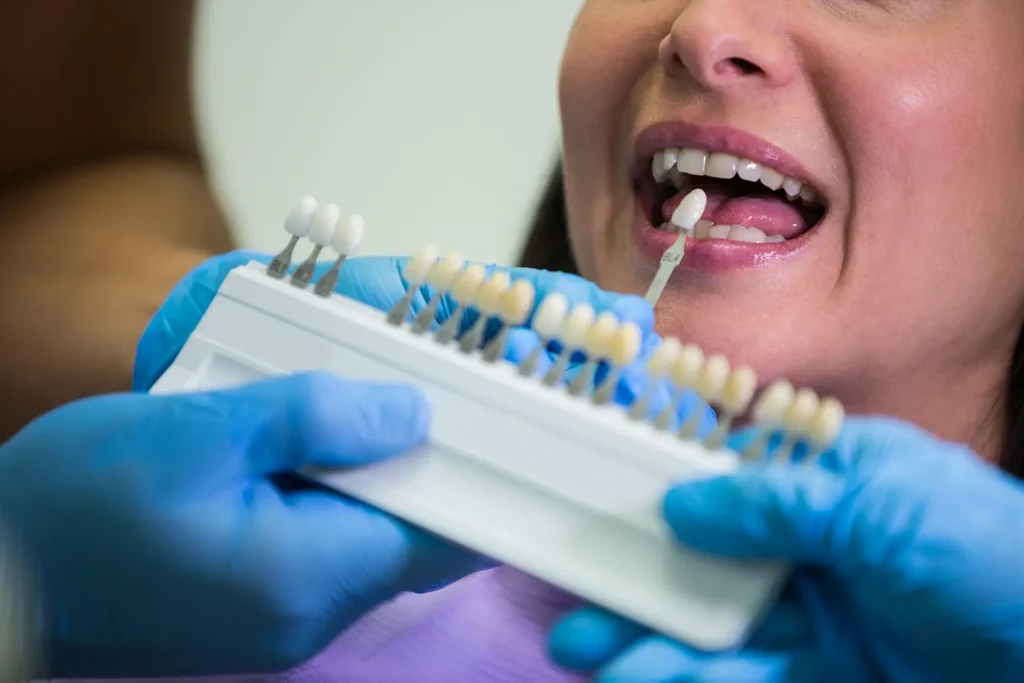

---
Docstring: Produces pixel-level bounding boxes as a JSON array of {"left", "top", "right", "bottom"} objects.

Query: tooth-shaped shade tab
[
  {"left": 333, "top": 214, "right": 365, "bottom": 256},
  {"left": 308, "top": 203, "right": 341, "bottom": 245},
  {"left": 452, "top": 264, "right": 486, "bottom": 302},
  {"left": 586, "top": 312, "right": 620, "bottom": 358},
  {"left": 670, "top": 189, "right": 708, "bottom": 231},
  {"left": 671, "top": 344, "right": 705, "bottom": 388},
  {"left": 609, "top": 322, "right": 642, "bottom": 367},
  {"left": 500, "top": 280, "right": 535, "bottom": 325},
  {"left": 753, "top": 380, "right": 795, "bottom": 427},
  {"left": 696, "top": 354, "right": 730, "bottom": 402},
  {"left": 313, "top": 213, "right": 365, "bottom": 296},
  {"left": 808, "top": 397, "right": 845, "bottom": 449},
  {"left": 404, "top": 246, "right": 439, "bottom": 285},
  {"left": 783, "top": 389, "right": 820, "bottom": 435},
  {"left": 533, "top": 293, "right": 570, "bottom": 339},
  {"left": 720, "top": 366, "right": 757, "bottom": 415},
  {"left": 285, "top": 196, "right": 318, "bottom": 236},
  {"left": 477, "top": 271, "right": 511, "bottom": 314},
  {"left": 562, "top": 304, "right": 596, "bottom": 348},
  {"left": 428, "top": 253, "right": 466, "bottom": 290},
  {"left": 649, "top": 338, "right": 683, "bottom": 376}
]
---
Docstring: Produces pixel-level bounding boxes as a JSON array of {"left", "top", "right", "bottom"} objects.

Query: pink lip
[
  {"left": 632, "top": 204, "right": 816, "bottom": 271},
  {"left": 633, "top": 121, "right": 818, "bottom": 190}
]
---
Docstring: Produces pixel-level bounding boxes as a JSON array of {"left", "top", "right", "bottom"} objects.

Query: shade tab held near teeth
[{"left": 670, "top": 189, "right": 708, "bottom": 232}]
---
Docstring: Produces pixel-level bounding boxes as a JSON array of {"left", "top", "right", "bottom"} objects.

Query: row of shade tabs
[
  {"left": 386, "top": 245, "right": 846, "bottom": 461},
  {"left": 265, "top": 196, "right": 366, "bottom": 295}
]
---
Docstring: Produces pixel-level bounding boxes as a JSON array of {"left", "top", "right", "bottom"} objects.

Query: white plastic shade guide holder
[{"left": 151, "top": 193, "right": 846, "bottom": 652}]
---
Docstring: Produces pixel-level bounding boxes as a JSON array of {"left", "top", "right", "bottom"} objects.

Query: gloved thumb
[
  {"left": 148, "top": 372, "right": 430, "bottom": 488},
  {"left": 661, "top": 463, "right": 848, "bottom": 566}
]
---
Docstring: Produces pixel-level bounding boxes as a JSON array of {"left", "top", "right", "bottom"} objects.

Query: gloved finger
[
  {"left": 548, "top": 594, "right": 810, "bottom": 674},
  {"left": 661, "top": 462, "right": 845, "bottom": 565},
  {"left": 134, "top": 250, "right": 266, "bottom": 391},
  {"left": 149, "top": 372, "right": 430, "bottom": 488},
  {"left": 286, "top": 492, "right": 480, "bottom": 596},
  {"left": 548, "top": 607, "right": 647, "bottom": 672},
  {"left": 592, "top": 635, "right": 817, "bottom": 683}
]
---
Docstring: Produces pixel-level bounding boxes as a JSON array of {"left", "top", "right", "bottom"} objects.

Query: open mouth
[{"left": 635, "top": 147, "right": 828, "bottom": 244}]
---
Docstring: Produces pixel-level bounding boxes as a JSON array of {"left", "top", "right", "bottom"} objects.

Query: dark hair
[{"left": 517, "top": 160, "right": 1024, "bottom": 479}]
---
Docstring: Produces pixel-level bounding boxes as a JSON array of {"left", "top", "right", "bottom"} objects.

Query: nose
[{"left": 658, "top": 0, "right": 796, "bottom": 91}]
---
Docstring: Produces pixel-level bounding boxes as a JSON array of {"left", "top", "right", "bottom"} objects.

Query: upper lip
[{"left": 633, "top": 121, "right": 823, "bottom": 197}]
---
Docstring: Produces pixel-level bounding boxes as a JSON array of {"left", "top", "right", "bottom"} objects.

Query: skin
[
  {"left": 0, "top": 0, "right": 233, "bottom": 441},
  {"left": 559, "top": 0, "right": 1024, "bottom": 462}
]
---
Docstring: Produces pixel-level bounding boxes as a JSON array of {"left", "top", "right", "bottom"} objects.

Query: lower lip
[{"left": 631, "top": 205, "right": 815, "bottom": 270}]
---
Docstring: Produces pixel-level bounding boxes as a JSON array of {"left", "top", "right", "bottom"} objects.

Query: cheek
[
  {"left": 823, "top": 33, "right": 1024, "bottom": 333},
  {"left": 558, "top": 5, "right": 664, "bottom": 275}
]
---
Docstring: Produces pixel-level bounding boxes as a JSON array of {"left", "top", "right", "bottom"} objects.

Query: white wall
[{"left": 194, "top": 0, "right": 580, "bottom": 265}]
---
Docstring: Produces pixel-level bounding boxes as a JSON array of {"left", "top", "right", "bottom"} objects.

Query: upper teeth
[{"left": 652, "top": 148, "right": 818, "bottom": 205}]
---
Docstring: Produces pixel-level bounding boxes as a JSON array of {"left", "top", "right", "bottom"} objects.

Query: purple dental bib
[{"left": 65, "top": 567, "right": 586, "bottom": 683}]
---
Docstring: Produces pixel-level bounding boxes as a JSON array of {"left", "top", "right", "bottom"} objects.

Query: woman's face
[{"left": 559, "top": 0, "right": 1024, "bottom": 453}]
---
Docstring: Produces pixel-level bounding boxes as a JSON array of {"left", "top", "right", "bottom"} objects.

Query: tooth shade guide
[
  {"left": 387, "top": 245, "right": 440, "bottom": 325},
  {"left": 518, "top": 292, "right": 569, "bottom": 377},
  {"left": 704, "top": 366, "right": 758, "bottom": 450},
  {"left": 570, "top": 312, "right": 619, "bottom": 396},
  {"left": 458, "top": 271, "right": 512, "bottom": 354},
  {"left": 268, "top": 196, "right": 320, "bottom": 278},
  {"left": 411, "top": 252, "right": 466, "bottom": 334},
  {"left": 743, "top": 380, "right": 796, "bottom": 461},
  {"left": 291, "top": 203, "right": 341, "bottom": 288},
  {"left": 772, "top": 388, "right": 821, "bottom": 462},
  {"left": 169, "top": 227, "right": 852, "bottom": 649},
  {"left": 670, "top": 189, "right": 708, "bottom": 231},
  {"left": 434, "top": 263, "right": 487, "bottom": 345},
  {"left": 679, "top": 355, "right": 728, "bottom": 441},
  {"left": 594, "top": 322, "right": 642, "bottom": 406},
  {"left": 543, "top": 303, "right": 595, "bottom": 387},
  {"left": 803, "top": 397, "right": 845, "bottom": 462},
  {"left": 482, "top": 280, "right": 537, "bottom": 363},
  {"left": 313, "top": 213, "right": 367, "bottom": 298},
  {"left": 629, "top": 337, "right": 683, "bottom": 420},
  {"left": 653, "top": 343, "right": 704, "bottom": 431}
]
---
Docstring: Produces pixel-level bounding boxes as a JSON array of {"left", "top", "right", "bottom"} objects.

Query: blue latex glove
[
  {"left": 549, "top": 417, "right": 1024, "bottom": 682},
  {"left": 0, "top": 249, "right": 707, "bottom": 677},
  {"left": 134, "top": 250, "right": 712, "bottom": 427},
  {"left": 0, "top": 373, "right": 471, "bottom": 676}
]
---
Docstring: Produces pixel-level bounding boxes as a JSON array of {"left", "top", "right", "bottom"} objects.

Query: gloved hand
[
  {"left": 549, "top": 417, "right": 1024, "bottom": 682},
  {"left": 133, "top": 250, "right": 711, "bottom": 425},
  {"left": 0, "top": 373, "right": 470, "bottom": 677},
  {"left": 0, "top": 249, "right": 701, "bottom": 678}
]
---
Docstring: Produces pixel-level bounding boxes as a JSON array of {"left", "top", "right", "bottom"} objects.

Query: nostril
[{"left": 725, "top": 57, "right": 762, "bottom": 77}]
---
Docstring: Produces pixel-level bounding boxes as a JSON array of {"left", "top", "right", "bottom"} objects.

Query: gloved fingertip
[
  {"left": 663, "top": 464, "right": 845, "bottom": 562},
  {"left": 593, "top": 637, "right": 698, "bottom": 683},
  {"left": 269, "top": 373, "right": 432, "bottom": 468},
  {"left": 352, "top": 381, "right": 432, "bottom": 452},
  {"left": 134, "top": 250, "right": 264, "bottom": 392},
  {"left": 548, "top": 608, "right": 646, "bottom": 672},
  {"left": 661, "top": 476, "right": 764, "bottom": 556}
]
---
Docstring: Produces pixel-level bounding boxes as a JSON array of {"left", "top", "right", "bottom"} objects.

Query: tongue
[{"left": 664, "top": 186, "right": 807, "bottom": 240}]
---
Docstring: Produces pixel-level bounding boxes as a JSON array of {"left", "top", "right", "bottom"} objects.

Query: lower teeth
[{"left": 659, "top": 220, "right": 785, "bottom": 244}]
